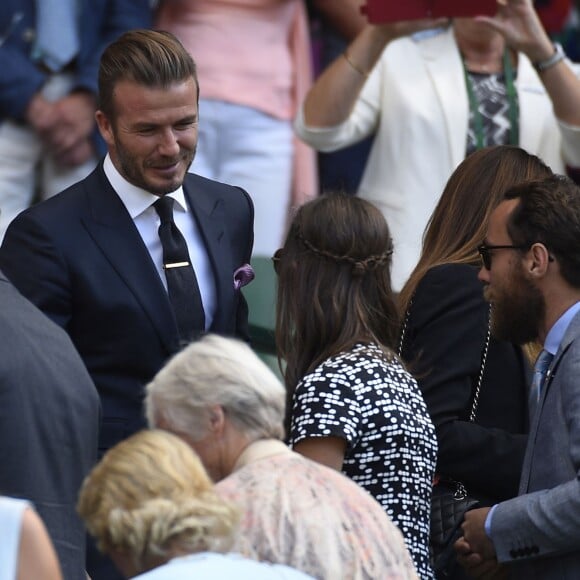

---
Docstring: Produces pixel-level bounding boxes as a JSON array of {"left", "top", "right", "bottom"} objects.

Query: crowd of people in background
[{"left": 1, "top": 1, "right": 580, "bottom": 580}]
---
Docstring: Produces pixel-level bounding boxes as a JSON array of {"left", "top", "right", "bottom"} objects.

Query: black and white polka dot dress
[{"left": 289, "top": 343, "right": 437, "bottom": 580}]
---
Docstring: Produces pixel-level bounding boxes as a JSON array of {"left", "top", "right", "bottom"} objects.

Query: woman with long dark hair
[
  {"left": 399, "top": 145, "right": 552, "bottom": 578},
  {"left": 276, "top": 194, "right": 437, "bottom": 579}
]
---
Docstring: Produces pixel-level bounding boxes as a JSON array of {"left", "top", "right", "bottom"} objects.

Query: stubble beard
[{"left": 114, "top": 133, "right": 196, "bottom": 195}]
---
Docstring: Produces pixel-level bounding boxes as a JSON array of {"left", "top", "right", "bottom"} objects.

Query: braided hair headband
[{"left": 297, "top": 231, "right": 393, "bottom": 277}]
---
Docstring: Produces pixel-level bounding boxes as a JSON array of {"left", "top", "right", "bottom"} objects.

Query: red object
[
  {"left": 536, "top": 0, "right": 572, "bottom": 34},
  {"left": 361, "top": 0, "right": 498, "bottom": 23}
]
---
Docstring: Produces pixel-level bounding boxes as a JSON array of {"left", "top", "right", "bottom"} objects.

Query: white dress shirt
[{"left": 103, "top": 155, "right": 216, "bottom": 329}]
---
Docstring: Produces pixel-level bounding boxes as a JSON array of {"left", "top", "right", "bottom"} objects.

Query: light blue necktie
[
  {"left": 529, "top": 349, "right": 554, "bottom": 419},
  {"left": 33, "top": 0, "right": 79, "bottom": 72}
]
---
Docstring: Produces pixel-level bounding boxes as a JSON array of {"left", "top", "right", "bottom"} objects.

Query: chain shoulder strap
[
  {"left": 468, "top": 304, "right": 492, "bottom": 422},
  {"left": 397, "top": 302, "right": 411, "bottom": 358},
  {"left": 398, "top": 299, "right": 492, "bottom": 423}
]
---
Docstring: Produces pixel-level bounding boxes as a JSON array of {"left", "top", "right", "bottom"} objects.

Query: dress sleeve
[{"left": 289, "top": 364, "right": 362, "bottom": 449}]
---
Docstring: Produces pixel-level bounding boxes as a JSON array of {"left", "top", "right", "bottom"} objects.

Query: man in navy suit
[
  {"left": 0, "top": 27, "right": 254, "bottom": 454},
  {"left": 0, "top": 0, "right": 152, "bottom": 239},
  {"left": 0, "top": 28, "right": 254, "bottom": 580}
]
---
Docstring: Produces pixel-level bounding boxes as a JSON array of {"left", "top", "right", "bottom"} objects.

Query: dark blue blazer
[
  {"left": 0, "top": 163, "right": 254, "bottom": 453},
  {"left": 0, "top": 0, "right": 152, "bottom": 150}
]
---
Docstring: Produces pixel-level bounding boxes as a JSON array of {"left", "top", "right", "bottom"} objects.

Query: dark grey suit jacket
[
  {"left": 491, "top": 309, "right": 580, "bottom": 579},
  {"left": 0, "top": 270, "right": 99, "bottom": 579}
]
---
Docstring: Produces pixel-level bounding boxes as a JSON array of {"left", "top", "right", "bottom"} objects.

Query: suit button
[{"left": 22, "top": 28, "right": 36, "bottom": 43}]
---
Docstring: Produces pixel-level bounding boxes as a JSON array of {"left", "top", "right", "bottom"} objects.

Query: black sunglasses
[
  {"left": 271, "top": 248, "right": 283, "bottom": 274},
  {"left": 477, "top": 244, "right": 528, "bottom": 270}
]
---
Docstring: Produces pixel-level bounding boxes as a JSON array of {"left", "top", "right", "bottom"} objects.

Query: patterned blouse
[
  {"left": 466, "top": 71, "right": 516, "bottom": 156},
  {"left": 289, "top": 343, "right": 437, "bottom": 580},
  {"left": 216, "top": 440, "right": 418, "bottom": 580}
]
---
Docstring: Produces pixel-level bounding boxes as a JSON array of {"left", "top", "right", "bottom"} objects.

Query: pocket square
[{"left": 233, "top": 264, "right": 255, "bottom": 290}]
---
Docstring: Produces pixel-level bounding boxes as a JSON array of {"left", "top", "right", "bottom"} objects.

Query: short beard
[{"left": 490, "top": 267, "right": 545, "bottom": 345}]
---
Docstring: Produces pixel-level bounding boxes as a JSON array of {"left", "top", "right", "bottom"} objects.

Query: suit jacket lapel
[
  {"left": 519, "top": 312, "right": 580, "bottom": 492},
  {"left": 183, "top": 176, "right": 235, "bottom": 332},
  {"left": 80, "top": 165, "right": 179, "bottom": 353},
  {"left": 516, "top": 54, "right": 545, "bottom": 156},
  {"left": 419, "top": 28, "right": 468, "bottom": 170}
]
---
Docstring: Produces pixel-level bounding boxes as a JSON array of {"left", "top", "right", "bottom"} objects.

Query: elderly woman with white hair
[
  {"left": 77, "top": 429, "right": 314, "bottom": 579},
  {"left": 145, "top": 334, "right": 418, "bottom": 580}
]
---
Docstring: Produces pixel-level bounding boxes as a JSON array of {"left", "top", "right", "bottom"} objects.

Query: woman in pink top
[{"left": 156, "top": 0, "right": 317, "bottom": 257}]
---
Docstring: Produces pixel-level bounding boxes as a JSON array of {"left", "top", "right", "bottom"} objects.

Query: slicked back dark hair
[{"left": 98, "top": 29, "right": 199, "bottom": 119}]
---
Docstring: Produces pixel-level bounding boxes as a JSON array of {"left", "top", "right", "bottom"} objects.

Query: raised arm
[
  {"left": 478, "top": 0, "right": 580, "bottom": 126},
  {"left": 302, "top": 18, "right": 447, "bottom": 128}
]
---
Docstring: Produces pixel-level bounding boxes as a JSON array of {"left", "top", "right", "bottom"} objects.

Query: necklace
[{"left": 463, "top": 49, "right": 519, "bottom": 149}]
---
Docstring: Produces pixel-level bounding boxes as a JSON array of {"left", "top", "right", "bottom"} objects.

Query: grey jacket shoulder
[{"left": 490, "top": 311, "right": 580, "bottom": 578}]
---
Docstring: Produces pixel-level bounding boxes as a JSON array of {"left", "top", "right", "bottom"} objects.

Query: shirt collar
[
  {"left": 103, "top": 154, "right": 188, "bottom": 218},
  {"left": 232, "top": 439, "right": 291, "bottom": 473},
  {"left": 544, "top": 301, "right": 580, "bottom": 355}
]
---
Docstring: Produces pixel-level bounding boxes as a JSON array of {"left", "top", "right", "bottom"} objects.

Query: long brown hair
[
  {"left": 399, "top": 146, "right": 552, "bottom": 313},
  {"left": 275, "top": 194, "right": 399, "bottom": 397}
]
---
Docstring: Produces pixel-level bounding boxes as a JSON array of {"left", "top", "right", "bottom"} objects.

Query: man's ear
[
  {"left": 528, "top": 242, "right": 551, "bottom": 279},
  {"left": 95, "top": 110, "right": 114, "bottom": 147}
]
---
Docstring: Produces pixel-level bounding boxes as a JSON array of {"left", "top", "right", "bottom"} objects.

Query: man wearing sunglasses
[{"left": 456, "top": 174, "right": 580, "bottom": 579}]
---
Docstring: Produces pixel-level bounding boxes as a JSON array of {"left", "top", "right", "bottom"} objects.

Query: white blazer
[{"left": 295, "top": 27, "right": 580, "bottom": 290}]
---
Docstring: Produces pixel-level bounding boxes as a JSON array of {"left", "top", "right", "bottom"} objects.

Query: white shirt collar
[{"left": 102, "top": 154, "right": 189, "bottom": 217}]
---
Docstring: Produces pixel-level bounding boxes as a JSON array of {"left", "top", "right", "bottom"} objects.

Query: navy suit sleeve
[
  {"left": 402, "top": 263, "right": 526, "bottom": 500},
  {"left": 0, "top": 210, "right": 72, "bottom": 330},
  {"left": 0, "top": 6, "right": 46, "bottom": 119}
]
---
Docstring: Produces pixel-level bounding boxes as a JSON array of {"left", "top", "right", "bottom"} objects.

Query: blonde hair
[
  {"left": 77, "top": 430, "right": 239, "bottom": 573},
  {"left": 145, "top": 334, "right": 286, "bottom": 442}
]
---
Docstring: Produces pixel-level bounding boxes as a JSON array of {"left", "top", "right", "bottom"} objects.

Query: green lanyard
[{"left": 463, "top": 49, "right": 519, "bottom": 149}]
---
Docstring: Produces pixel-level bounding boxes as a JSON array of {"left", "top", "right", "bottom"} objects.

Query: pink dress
[
  {"left": 156, "top": 0, "right": 317, "bottom": 209},
  {"left": 216, "top": 440, "right": 419, "bottom": 580}
]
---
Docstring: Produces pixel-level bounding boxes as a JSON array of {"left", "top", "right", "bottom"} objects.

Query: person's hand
[
  {"left": 458, "top": 507, "right": 496, "bottom": 560},
  {"left": 475, "top": 0, "right": 554, "bottom": 62},
  {"left": 48, "top": 91, "right": 97, "bottom": 164},
  {"left": 455, "top": 535, "right": 506, "bottom": 579},
  {"left": 25, "top": 93, "right": 59, "bottom": 137}
]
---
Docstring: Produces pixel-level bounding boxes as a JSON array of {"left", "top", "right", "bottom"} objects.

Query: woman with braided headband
[{"left": 275, "top": 194, "right": 438, "bottom": 579}]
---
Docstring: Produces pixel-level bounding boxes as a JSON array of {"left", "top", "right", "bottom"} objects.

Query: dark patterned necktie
[{"left": 154, "top": 196, "right": 205, "bottom": 342}]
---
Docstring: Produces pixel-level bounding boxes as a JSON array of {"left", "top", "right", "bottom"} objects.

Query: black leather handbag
[{"left": 429, "top": 479, "right": 481, "bottom": 577}]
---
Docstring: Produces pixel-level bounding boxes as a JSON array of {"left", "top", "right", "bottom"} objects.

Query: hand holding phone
[{"left": 361, "top": 0, "right": 498, "bottom": 24}]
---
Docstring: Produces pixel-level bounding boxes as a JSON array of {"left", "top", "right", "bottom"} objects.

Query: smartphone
[{"left": 361, "top": 0, "right": 498, "bottom": 24}]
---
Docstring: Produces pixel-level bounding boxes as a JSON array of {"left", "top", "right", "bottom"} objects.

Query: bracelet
[
  {"left": 533, "top": 43, "right": 565, "bottom": 73},
  {"left": 343, "top": 52, "right": 369, "bottom": 79}
]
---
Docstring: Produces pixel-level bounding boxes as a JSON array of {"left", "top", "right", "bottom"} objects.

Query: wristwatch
[{"left": 533, "top": 43, "right": 565, "bottom": 73}]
